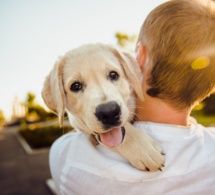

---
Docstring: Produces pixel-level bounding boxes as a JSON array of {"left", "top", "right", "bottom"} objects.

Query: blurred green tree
[
  {"left": 192, "top": 93, "right": 215, "bottom": 115},
  {"left": 0, "top": 110, "right": 6, "bottom": 126},
  {"left": 115, "top": 32, "right": 137, "bottom": 51},
  {"left": 25, "top": 92, "right": 57, "bottom": 121}
]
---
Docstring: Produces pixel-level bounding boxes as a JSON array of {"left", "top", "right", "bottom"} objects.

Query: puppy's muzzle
[{"left": 95, "top": 101, "right": 121, "bottom": 129}]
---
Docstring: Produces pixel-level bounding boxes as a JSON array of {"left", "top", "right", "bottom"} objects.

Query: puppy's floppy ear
[
  {"left": 42, "top": 58, "right": 66, "bottom": 127},
  {"left": 112, "top": 48, "right": 144, "bottom": 100}
]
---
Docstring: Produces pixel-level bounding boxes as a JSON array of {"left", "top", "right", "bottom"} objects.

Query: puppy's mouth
[{"left": 94, "top": 126, "right": 125, "bottom": 147}]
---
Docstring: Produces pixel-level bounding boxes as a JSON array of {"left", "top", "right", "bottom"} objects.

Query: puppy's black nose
[{"left": 95, "top": 101, "right": 121, "bottom": 129}]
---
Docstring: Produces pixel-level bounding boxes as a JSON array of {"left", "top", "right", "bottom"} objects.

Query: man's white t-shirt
[{"left": 49, "top": 122, "right": 215, "bottom": 195}]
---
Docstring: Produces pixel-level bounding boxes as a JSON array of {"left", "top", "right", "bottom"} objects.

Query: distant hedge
[{"left": 19, "top": 125, "right": 73, "bottom": 149}]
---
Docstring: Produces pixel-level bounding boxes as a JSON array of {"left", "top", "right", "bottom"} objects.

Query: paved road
[{"left": 0, "top": 127, "right": 53, "bottom": 195}]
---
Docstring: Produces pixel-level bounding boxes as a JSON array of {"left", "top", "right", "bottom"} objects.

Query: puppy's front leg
[{"left": 114, "top": 122, "right": 165, "bottom": 172}]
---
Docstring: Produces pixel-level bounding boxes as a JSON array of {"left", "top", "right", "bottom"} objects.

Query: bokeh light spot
[{"left": 191, "top": 57, "right": 210, "bottom": 70}]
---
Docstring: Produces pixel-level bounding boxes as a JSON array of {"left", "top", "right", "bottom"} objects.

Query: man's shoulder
[
  {"left": 53, "top": 131, "right": 87, "bottom": 143},
  {"left": 51, "top": 131, "right": 89, "bottom": 154},
  {"left": 200, "top": 125, "right": 215, "bottom": 145},
  {"left": 204, "top": 125, "right": 215, "bottom": 134},
  {"left": 197, "top": 124, "right": 215, "bottom": 138}
]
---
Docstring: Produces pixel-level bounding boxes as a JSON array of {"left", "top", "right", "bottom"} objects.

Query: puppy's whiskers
[
  {"left": 128, "top": 110, "right": 145, "bottom": 121},
  {"left": 127, "top": 104, "right": 147, "bottom": 121},
  {"left": 134, "top": 113, "right": 145, "bottom": 121}
]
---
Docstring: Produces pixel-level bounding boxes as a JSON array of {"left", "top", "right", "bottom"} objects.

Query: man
[{"left": 50, "top": 0, "right": 215, "bottom": 194}]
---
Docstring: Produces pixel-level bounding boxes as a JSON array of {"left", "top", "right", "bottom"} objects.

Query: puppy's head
[{"left": 42, "top": 44, "right": 143, "bottom": 147}]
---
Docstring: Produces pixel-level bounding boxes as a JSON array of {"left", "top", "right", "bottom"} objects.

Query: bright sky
[{"left": 0, "top": 0, "right": 167, "bottom": 120}]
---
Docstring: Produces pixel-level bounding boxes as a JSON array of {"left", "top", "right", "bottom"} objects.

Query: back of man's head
[{"left": 137, "top": 0, "right": 215, "bottom": 109}]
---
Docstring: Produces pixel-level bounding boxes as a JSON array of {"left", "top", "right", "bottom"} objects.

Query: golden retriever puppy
[{"left": 42, "top": 43, "right": 164, "bottom": 171}]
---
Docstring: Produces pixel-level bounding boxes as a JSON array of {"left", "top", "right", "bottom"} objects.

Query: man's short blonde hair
[{"left": 137, "top": 0, "right": 215, "bottom": 109}]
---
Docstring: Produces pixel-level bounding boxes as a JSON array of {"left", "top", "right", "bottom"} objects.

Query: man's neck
[{"left": 135, "top": 95, "right": 191, "bottom": 126}]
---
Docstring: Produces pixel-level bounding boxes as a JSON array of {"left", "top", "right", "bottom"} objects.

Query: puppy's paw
[
  {"left": 128, "top": 134, "right": 165, "bottom": 172},
  {"left": 115, "top": 123, "right": 165, "bottom": 172}
]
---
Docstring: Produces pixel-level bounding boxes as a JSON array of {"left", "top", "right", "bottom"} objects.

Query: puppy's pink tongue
[{"left": 100, "top": 127, "right": 123, "bottom": 147}]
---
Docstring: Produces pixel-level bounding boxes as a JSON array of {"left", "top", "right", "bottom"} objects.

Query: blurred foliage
[
  {"left": 0, "top": 110, "right": 5, "bottom": 126},
  {"left": 192, "top": 93, "right": 215, "bottom": 116},
  {"left": 19, "top": 124, "right": 72, "bottom": 149},
  {"left": 201, "top": 93, "right": 215, "bottom": 115},
  {"left": 191, "top": 93, "right": 215, "bottom": 126},
  {"left": 25, "top": 92, "right": 57, "bottom": 121},
  {"left": 191, "top": 114, "right": 215, "bottom": 127},
  {"left": 17, "top": 93, "right": 70, "bottom": 149},
  {"left": 115, "top": 32, "right": 137, "bottom": 51}
]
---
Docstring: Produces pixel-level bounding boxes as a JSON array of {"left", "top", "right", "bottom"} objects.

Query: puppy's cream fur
[{"left": 42, "top": 44, "right": 164, "bottom": 171}]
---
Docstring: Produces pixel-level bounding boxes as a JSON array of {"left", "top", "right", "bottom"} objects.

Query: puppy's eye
[
  {"left": 109, "top": 71, "right": 119, "bottom": 81},
  {"left": 70, "top": 82, "right": 83, "bottom": 92}
]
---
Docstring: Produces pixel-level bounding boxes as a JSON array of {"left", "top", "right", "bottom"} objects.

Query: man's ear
[
  {"left": 41, "top": 58, "right": 66, "bottom": 127},
  {"left": 136, "top": 43, "right": 147, "bottom": 72},
  {"left": 110, "top": 46, "right": 144, "bottom": 101}
]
